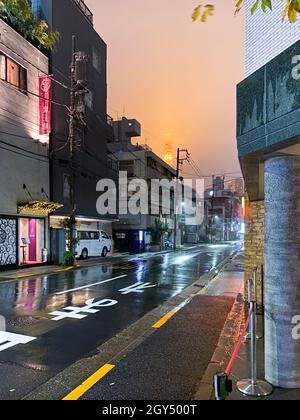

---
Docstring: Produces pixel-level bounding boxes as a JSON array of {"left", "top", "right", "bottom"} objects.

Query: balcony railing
[{"left": 73, "top": 0, "right": 93, "bottom": 25}]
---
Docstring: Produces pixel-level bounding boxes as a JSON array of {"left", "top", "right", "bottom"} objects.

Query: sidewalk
[{"left": 76, "top": 253, "right": 245, "bottom": 400}]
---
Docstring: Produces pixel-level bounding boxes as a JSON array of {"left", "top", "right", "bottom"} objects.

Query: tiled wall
[{"left": 246, "top": 0, "right": 300, "bottom": 76}]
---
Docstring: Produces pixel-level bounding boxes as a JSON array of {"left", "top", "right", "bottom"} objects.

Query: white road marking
[
  {"left": 0, "top": 331, "right": 36, "bottom": 352},
  {"left": 55, "top": 275, "right": 128, "bottom": 295},
  {"left": 119, "top": 282, "right": 156, "bottom": 295},
  {"left": 49, "top": 298, "right": 118, "bottom": 321}
]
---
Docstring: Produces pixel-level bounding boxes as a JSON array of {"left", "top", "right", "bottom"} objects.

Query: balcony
[{"left": 73, "top": 0, "right": 93, "bottom": 25}]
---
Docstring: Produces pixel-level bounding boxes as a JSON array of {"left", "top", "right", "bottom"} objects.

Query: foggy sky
[{"left": 85, "top": 0, "right": 244, "bottom": 177}]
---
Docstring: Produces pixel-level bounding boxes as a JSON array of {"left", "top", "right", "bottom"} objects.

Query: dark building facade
[{"left": 30, "top": 1, "right": 118, "bottom": 256}]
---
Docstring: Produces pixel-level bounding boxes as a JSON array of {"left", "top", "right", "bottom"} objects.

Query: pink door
[{"left": 28, "top": 219, "right": 37, "bottom": 262}]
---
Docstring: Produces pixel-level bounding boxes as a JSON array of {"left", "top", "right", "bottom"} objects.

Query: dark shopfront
[{"left": 0, "top": 215, "right": 48, "bottom": 270}]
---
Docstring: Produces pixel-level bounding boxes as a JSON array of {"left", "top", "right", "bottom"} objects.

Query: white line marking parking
[{"left": 55, "top": 275, "right": 128, "bottom": 295}]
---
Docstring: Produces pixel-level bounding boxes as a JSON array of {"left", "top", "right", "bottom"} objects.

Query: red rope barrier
[{"left": 225, "top": 306, "right": 254, "bottom": 377}]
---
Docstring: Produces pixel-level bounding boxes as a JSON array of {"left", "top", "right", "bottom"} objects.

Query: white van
[{"left": 76, "top": 230, "right": 112, "bottom": 259}]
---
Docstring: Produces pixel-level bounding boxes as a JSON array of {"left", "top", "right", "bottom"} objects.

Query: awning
[{"left": 18, "top": 201, "right": 63, "bottom": 216}]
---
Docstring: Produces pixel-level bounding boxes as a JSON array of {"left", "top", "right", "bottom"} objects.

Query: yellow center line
[{"left": 63, "top": 364, "right": 115, "bottom": 401}]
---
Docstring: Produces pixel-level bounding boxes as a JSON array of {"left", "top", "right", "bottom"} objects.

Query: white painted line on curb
[{"left": 55, "top": 275, "right": 128, "bottom": 295}]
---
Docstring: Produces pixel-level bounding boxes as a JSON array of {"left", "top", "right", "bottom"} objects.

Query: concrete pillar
[{"left": 265, "top": 156, "right": 300, "bottom": 388}]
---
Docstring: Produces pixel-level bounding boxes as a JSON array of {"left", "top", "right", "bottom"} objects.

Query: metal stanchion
[
  {"left": 244, "top": 279, "right": 252, "bottom": 340},
  {"left": 237, "top": 300, "right": 273, "bottom": 397},
  {"left": 253, "top": 268, "right": 263, "bottom": 340},
  {"left": 244, "top": 272, "right": 262, "bottom": 340}
]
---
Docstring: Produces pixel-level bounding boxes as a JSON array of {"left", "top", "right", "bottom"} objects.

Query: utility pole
[
  {"left": 70, "top": 35, "right": 77, "bottom": 216},
  {"left": 68, "top": 36, "right": 88, "bottom": 259},
  {"left": 174, "top": 148, "right": 190, "bottom": 250}
]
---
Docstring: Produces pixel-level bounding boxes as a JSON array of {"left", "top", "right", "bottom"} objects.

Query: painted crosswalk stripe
[
  {"left": 55, "top": 275, "right": 128, "bottom": 295},
  {"left": 63, "top": 364, "right": 115, "bottom": 401}
]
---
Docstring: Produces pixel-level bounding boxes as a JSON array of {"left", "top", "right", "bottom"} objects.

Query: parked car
[{"left": 76, "top": 230, "right": 112, "bottom": 259}]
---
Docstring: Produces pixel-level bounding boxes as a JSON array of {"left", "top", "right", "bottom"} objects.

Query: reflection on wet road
[{"left": 0, "top": 243, "right": 240, "bottom": 400}]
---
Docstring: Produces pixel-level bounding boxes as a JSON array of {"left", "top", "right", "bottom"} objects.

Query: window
[
  {"left": 92, "top": 47, "right": 102, "bottom": 74},
  {"left": 101, "top": 232, "right": 110, "bottom": 239},
  {"left": 120, "top": 160, "right": 135, "bottom": 177},
  {"left": 78, "top": 231, "right": 90, "bottom": 241},
  {"left": 90, "top": 232, "right": 100, "bottom": 240},
  {"left": 0, "top": 51, "right": 27, "bottom": 94},
  {"left": 85, "top": 89, "right": 93, "bottom": 110}
]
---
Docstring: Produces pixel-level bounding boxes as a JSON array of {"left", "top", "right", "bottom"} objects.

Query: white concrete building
[{"left": 245, "top": 0, "right": 300, "bottom": 76}]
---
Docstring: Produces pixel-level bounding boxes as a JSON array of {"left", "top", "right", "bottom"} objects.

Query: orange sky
[{"left": 86, "top": 0, "right": 245, "bottom": 177}]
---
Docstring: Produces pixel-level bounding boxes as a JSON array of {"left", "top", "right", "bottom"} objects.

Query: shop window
[
  {"left": 120, "top": 160, "right": 135, "bottom": 177},
  {"left": 0, "top": 51, "right": 27, "bottom": 94}
]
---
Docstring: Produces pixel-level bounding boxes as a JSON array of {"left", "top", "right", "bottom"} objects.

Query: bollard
[
  {"left": 237, "top": 301, "right": 273, "bottom": 397},
  {"left": 213, "top": 372, "right": 232, "bottom": 401}
]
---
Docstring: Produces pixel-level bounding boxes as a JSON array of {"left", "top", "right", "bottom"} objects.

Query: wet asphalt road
[{"left": 0, "top": 243, "right": 239, "bottom": 400}]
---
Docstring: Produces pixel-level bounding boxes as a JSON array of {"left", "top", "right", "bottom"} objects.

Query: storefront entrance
[{"left": 19, "top": 218, "right": 45, "bottom": 265}]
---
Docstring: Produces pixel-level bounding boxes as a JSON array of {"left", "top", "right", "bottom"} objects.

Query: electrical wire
[
  {"left": 1, "top": 78, "right": 70, "bottom": 110},
  {"left": 0, "top": 40, "right": 70, "bottom": 90},
  {"left": 0, "top": 141, "right": 48, "bottom": 162}
]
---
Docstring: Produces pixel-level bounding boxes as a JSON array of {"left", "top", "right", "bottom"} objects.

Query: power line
[
  {"left": 0, "top": 40, "right": 70, "bottom": 90},
  {"left": 0, "top": 110, "right": 74, "bottom": 148},
  {"left": 2, "top": 78, "right": 70, "bottom": 110},
  {"left": 0, "top": 142, "right": 48, "bottom": 162},
  {"left": 0, "top": 105, "right": 40, "bottom": 130},
  {"left": 0, "top": 129, "right": 46, "bottom": 144}
]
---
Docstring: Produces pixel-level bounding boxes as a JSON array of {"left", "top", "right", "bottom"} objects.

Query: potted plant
[
  {"left": 60, "top": 214, "right": 78, "bottom": 267},
  {"left": 149, "top": 219, "right": 169, "bottom": 252}
]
